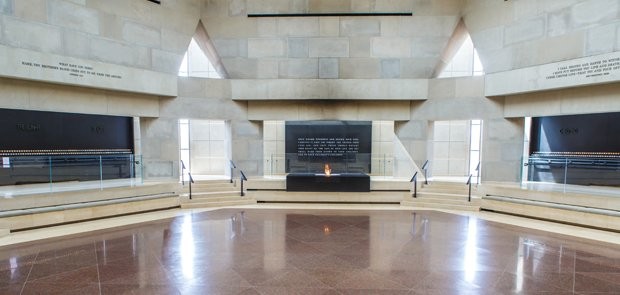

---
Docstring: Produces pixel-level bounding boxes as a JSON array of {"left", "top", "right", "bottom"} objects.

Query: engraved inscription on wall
[
  {"left": 297, "top": 137, "right": 360, "bottom": 158},
  {"left": 546, "top": 57, "right": 620, "bottom": 80},
  {"left": 20, "top": 60, "right": 123, "bottom": 79}
]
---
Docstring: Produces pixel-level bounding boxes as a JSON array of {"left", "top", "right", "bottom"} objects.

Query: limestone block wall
[
  {"left": 464, "top": 0, "right": 620, "bottom": 73},
  {"left": 140, "top": 117, "right": 179, "bottom": 179},
  {"left": 504, "top": 82, "right": 620, "bottom": 118},
  {"left": 432, "top": 120, "right": 471, "bottom": 177},
  {"left": 247, "top": 100, "right": 411, "bottom": 121},
  {"left": 202, "top": 0, "right": 462, "bottom": 79},
  {"left": 230, "top": 120, "right": 263, "bottom": 176},
  {"left": 396, "top": 76, "right": 523, "bottom": 182},
  {"left": 0, "top": 77, "right": 160, "bottom": 117},
  {"left": 0, "top": 0, "right": 201, "bottom": 75},
  {"left": 153, "top": 77, "right": 263, "bottom": 177}
]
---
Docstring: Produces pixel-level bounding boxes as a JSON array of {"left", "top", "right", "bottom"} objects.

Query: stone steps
[
  {"left": 181, "top": 196, "right": 256, "bottom": 209},
  {"left": 417, "top": 186, "right": 477, "bottom": 195},
  {"left": 403, "top": 181, "right": 480, "bottom": 211},
  {"left": 0, "top": 193, "right": 181, "bottom": 231},
  {"left": 401, "top": 199, "right": 480, "bottom": 211},
  {"left": 414, "top": 193, "right": 480, "bottom": 204},
  {"left": 191, "top": 180, "right": 234, "bottom": 186},
  {"left": 180, "top": 179, "right": 255, "bottom": 208},
  {"left": 184, "top": 194, "right": 245, "bottom": 202}
]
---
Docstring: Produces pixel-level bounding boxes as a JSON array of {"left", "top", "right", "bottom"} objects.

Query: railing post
[
  {"left": 410, "top": 172, "right": 418, "bottom": 198},
  {"left": 240, "top": 170, "right": 247, "bottom": 197},
  {"left": 230, "top": 160, "right": 236, "bottom": 184},
  {"left": 421, "top": 160, "right": 429, "bottom": 185},
  {"left": 475, "top": 162, "right": 480, "bottom": 186},
  {"left": 188, "top": 173, "right": 194, "bottom": 200},
  {"left": 181, "top": 160, "right": 186, "bottom": 186},
  {"left": 241, "top": 177, "right": 244, "bottom": 196},
  {"left": 466, "top": 175, "right": 472, "bottom": 202}
]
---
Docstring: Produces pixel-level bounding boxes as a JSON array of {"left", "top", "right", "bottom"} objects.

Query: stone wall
[
  {"left": 0, "top": 0, "right": 201, "bottom": 75},
  {"left": 396, "top": 76, "right": 523, "bottom": 182},
  {"left": 156, "top": 77, "right": 263, "bottom": 177},
  {"left": 0, "top": 77, "right": 159, "bottom": 117},
  {"left": 464, "top": 0, "right": 620, "bottom": 73},
  {"left": 202, "top": 0, "right": 462, "bottom": 79},
  {"left": 504, "top": 82, "right": 620, "bottom": 118}
]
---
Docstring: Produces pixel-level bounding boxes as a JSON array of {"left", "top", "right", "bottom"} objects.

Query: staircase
[
  {"left": 180, "top": 179, "right": 256, "bottom": 208},
  {"left": 401, "top": 181, "right": 480, "bottom": 211}
]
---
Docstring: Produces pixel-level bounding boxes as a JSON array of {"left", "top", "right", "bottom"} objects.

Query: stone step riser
[
  {"left": 418, "top": 187, "right": 477, "bottom": 194},
  {"left": 187, "top": 192, "right": 241, "bottom": 199},
  {"left": 187, "top": 196, "right": 249, "bottom": 202},
  {"left": 415, "top": 192, "right": 473, "bottom": 199},
  {"left": 401, "top": 201, "right": 480, "bottom": 211},
  {"left": 421, "top": 182, "right": 479, "bottom": 189},
  {"left": 189, "top": 183, "right": 236, "bottom": 188},
  {"left": 181, "top": 199, "right": 256, "bottom": 209},
  {"left": 181, "top": 192, "right": 242, "bottom": 199},
  {"left": 406, "top": 197, "right": 480, "bottom": 206},
  {"left": 192, "top": 181, "right": 235, "bottom": 186},
  {"left": 189, "top": 187, "right": 238, "bottom": 193}
]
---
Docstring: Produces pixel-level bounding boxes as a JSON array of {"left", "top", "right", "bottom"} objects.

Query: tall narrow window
[
  {"left": 469, "top": 120, "right": 483, "bottom": 178},
  {"left": 438, "top": 34, "right": 484, "bottom": 78},
  {"left": 179, "top": 119, "right": 191, "bottom": 182},
  {"left": 178, "top": 38, "right": 222, "bottom": 79}
]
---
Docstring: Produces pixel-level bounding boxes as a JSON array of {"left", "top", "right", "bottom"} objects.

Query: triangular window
[
  {"left": 438, "top": 33, "right": 484, "bottom": 78},
  {"left": 178, "top": 38, "right": 222, "bottom": 79}
]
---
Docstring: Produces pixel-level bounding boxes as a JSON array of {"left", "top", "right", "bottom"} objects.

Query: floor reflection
[{"left": 1, "top": 208, "right": 620, "bottom": 294}]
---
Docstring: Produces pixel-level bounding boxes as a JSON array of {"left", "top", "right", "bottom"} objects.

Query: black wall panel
[
  {"left": 0, "top": 108, "right": 133, "bottom": 152},
  {"left": 285, "top": 121, "right": 372, "bottom": 173},
  {"left": 530, "top": 112, "right": 620, "bottom": 154}
]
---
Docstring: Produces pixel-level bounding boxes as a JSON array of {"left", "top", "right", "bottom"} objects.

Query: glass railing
[
  {"left": 263, "top": 153, "right": 394, "bottom": 177},
  {"left": 0, "top": 154, "right": 143, "bottom": 196},
  {"left": 525, "top": 156, "right": 620, "bottom": 195}
]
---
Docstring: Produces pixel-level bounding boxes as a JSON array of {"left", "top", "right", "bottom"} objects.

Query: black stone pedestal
[{"left": 286, "top": 173, "right": 370, "bottom": 192}]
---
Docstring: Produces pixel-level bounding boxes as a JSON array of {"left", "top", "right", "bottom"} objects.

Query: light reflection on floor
[{"left": 1, "top": 207, "right": 619, "bottom": 294}]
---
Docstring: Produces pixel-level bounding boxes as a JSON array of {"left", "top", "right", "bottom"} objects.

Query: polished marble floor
[{"left": 1, "top": 208, "right": 620, "bottom": 294}]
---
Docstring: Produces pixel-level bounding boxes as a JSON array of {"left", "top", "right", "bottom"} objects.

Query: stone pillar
[
  {"left": 140, "top": 117, "right": 180, "bottom": 180},
  {"left": 481, "top": 117, "right": 524, "bottom": 183},
  {"left": 230, "top": 119, "right": 263, "bottom": 177},
  {"left": 395, "top": 119, "right": 431, "bottom": 169}
]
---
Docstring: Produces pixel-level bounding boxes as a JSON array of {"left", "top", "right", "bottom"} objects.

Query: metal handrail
[
  {"left": 188, "top": 172, "right": 195, "bottom": 200},
  {"left": 421, "top": 160, "right": 429, "bottom": 184},
  {"left": 475, "top": 161, "right": 480, "bottom": 185},
  {"left": 181, "top": 160, "right": 187, "bottom": 186},
  {"left": 229, "top": 160, "right": 237, "bottom": 184},
  {"left": 410, "top": 172, "right": 418, "bottom": 198},
  {"left": 239, "top": 170, "right": 247, "bottom": 197},
  {"left": 466, "top": 174, "right": 472, "bottom": 202}
]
